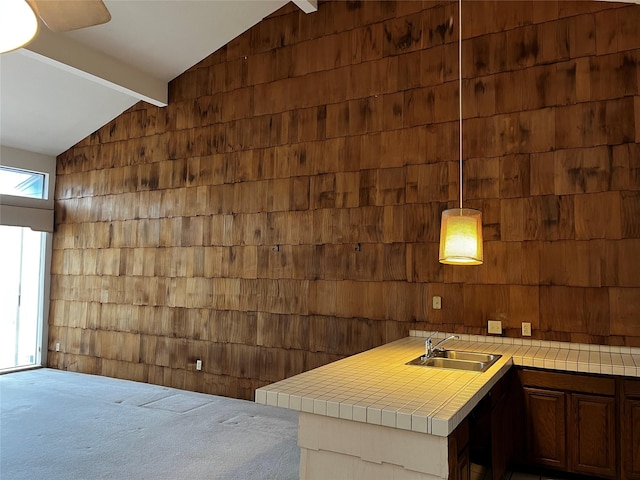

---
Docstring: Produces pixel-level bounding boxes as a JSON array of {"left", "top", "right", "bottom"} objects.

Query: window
[
  {"left": 1, "top": 147, "right": 56, "bottom": 371},
  {"left": 0, "top": 166, "right": 46, "bottom": 199}
]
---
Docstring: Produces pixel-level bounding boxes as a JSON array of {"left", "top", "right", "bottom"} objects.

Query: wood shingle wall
[{"left": 50, "top": 0, "right": 640, "bottom": 399}]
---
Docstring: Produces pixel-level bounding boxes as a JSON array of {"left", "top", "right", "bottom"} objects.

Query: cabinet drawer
[
  {"left": 623, "top": 378, "right": 640, "bottom": 397},
  {"left": 518, "top": 368, "right": 615, "bottom": 395}
]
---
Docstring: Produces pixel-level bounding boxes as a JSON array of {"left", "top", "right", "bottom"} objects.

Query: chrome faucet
[
  {"left": 425, "top": 331, "right": 438, "bottom": 357},
  {"left": 425, "top": 333, "right": 460, "bottom": 357}
]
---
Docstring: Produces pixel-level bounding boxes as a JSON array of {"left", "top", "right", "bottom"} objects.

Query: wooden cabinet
[
  {"left": 449, "top": 417, "right": 470, "bottom": 480},
  {"left": 465, "top": 367, "right": 640, "bottom": 480},
  {"left": 523, "top": 387, "right": 567, "bottom": 469},
  {"left": 622, "top": 379, "right": 640, "bottom": 480},
  {"left": 468, "top": 369, "right": 517, "bottom": 480},
  {"left": 518, "top": 369, "right": 617, "bottom": 479},
  {"left": 456, "top": 446, "right": 470, "bottom": 480},
  {"left": 569, "top": 393, "right": 616, "bottom": 478},
  {"left": 490, "top": 368, "right": 517, "bottom": 480}
]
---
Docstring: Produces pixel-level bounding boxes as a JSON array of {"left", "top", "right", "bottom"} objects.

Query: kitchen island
[{"left": 255, "top": 331, "right": 640, "bottom": 479}]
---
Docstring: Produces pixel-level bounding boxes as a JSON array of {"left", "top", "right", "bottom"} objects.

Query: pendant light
[
  {"left": 439, "top": 0, "right": 483, "bottom": 265},
  {"left": 0, "top": 0, "right": 38, "bottom": 54}
]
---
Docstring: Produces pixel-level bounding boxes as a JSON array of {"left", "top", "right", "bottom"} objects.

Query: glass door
[{"left": 0, "top": 225, "right": 44, "bottom": 370}]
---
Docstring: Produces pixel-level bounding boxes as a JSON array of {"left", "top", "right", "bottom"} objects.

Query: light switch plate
[
  {"left": 487, "top": 320, "right": 502, "bottom": 335},
  {"left": 522, "top": 322, "right": 532, "bottom": 336},
  {"left": 196, "top": 359, "right": 202, "bottom": 371},
  {"left": 432, "top": 296, "right": 442, "bottom": 310}
]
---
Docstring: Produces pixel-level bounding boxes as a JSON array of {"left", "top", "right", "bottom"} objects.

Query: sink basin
[
  {"left": 432, "top": 350, "right": 498, "bottom": 363},
  {"left": 406, "top": 350, "right": 501, "bottom": 373}
]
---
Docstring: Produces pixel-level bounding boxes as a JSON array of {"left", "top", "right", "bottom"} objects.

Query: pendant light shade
[
  {"left": 439, "top": 208, "right": 483, "bottom": 265},
  {"left": 0, "top": 0, "right": 38, "bottom": 54},
  {"left": 438, "top": 0, "right": 483, "bottom": 265}
]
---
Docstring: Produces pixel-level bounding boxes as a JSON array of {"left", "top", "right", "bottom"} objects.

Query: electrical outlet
[
  {"left": 55, "top": 343, "right": 60, "bottom": 352},
  {"left": 196, "top": 359, "right": 202, "bottom": 371},
  {"left": 432, "top": 296, "right": 442, "bottom": 310},
  {"left": 487, "top": 320, "right": 502, "bottom": 335},
  {"left": 522, "top": 322, "right": 532, "bottom": 337}
]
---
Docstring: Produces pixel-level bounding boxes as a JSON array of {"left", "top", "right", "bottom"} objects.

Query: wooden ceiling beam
[
  {"left": 293, "top": 0, "right": 318, "bottom": 14},
  {"left": 24, "top": 28, "right": 167, "bottom": 107}
]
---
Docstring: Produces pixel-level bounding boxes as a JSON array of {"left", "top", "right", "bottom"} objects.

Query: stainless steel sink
[
  {"left": 406, "top": 350, "right": 501, "bottom": 373},
  {"left": 431, "top": 350, "right": 498, "bottom": 363}
]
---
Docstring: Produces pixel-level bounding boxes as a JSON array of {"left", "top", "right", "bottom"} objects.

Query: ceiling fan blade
[{"left": 27, "top": 0, "right": 111, "bottom": 33}]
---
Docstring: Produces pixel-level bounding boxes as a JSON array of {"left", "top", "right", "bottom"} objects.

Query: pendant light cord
[{"left": 458, "top": 0, "right": 463, "bottom": 210}]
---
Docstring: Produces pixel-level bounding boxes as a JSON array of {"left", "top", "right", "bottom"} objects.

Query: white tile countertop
[{"left": 255, "top": 331, "right": 640, "bottom": 437}]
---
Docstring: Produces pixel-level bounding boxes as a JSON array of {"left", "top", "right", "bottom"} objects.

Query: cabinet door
[
  {"left": 449, "top": 418, "right": 470, "bottom": 480},
  {"left": 457, "top": 446, "right": 470, "bottom": 480},
  {"left": 569, "top": 393, "right": 616, "bottom": 478},
  {"left": 491, "top": 369, "right": 516, "bottom": 480},
  {"left": 523, "top": 387, "right": 566, "bottom": 469},
  {"left": 622, "top": 397, "right": 640, "bottom": 479}
]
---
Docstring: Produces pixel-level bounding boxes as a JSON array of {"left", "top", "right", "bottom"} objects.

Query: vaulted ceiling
[{"left": 0, "top": 0, "right": 316, "bottom": 158}]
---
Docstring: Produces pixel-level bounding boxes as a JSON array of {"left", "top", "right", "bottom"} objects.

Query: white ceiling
[{"left": 0, "top": 0, "right": 316, "bottom": 158}]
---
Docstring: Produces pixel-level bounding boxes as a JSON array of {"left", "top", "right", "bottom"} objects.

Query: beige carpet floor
[{"left": 0, "top": 368, "right": 299, "bottom": 479}]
